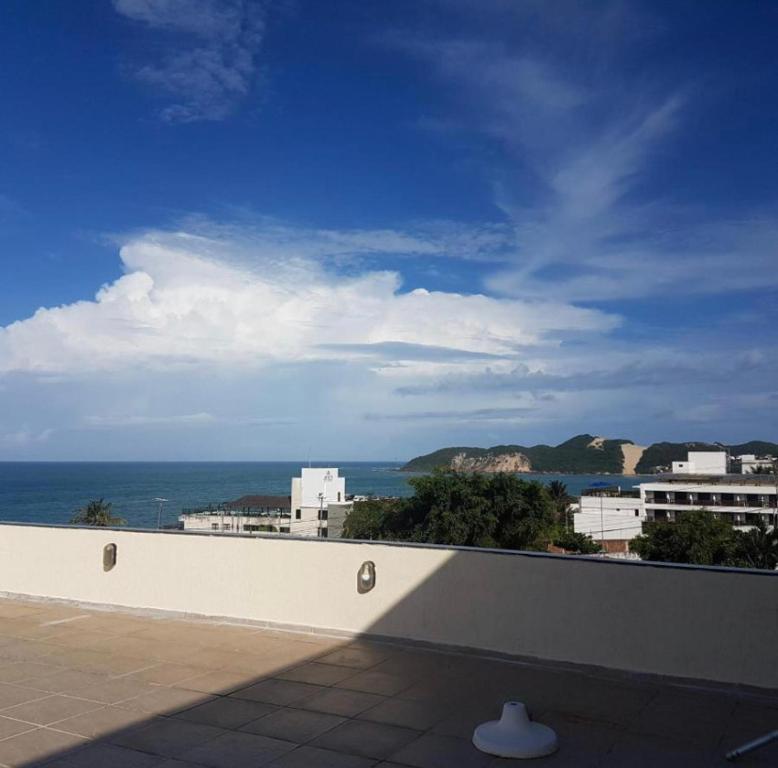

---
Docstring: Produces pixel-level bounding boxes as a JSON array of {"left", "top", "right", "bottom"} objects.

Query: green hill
[
  {"left": 403, "top": 436, "right": 778, "bottom": 475},
  {"left": 402, "top": 434, "right": 633, "bottom": 474},
  {"left": 635, "top": 440, "right": 778, "bottom": 473}
]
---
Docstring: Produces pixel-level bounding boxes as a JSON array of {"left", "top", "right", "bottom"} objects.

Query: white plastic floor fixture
[{"left": 473, "top": 701, "right": 558, "bottom": 759}]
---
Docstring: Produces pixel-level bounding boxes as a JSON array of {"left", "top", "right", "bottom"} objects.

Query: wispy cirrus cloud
[
  {"left": 392, "top": 8, "right": 778, "bottom": 303},
  {"left": 113, "top": 0, "right": 266, "bottom": 122},
  {"left": 364, "top": 406, "right": 535, "bottom": 423}
]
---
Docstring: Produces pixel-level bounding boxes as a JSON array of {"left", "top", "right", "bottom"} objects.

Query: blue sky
[{"left": 1, "top": 0, "right": 777, "bottom": 460}]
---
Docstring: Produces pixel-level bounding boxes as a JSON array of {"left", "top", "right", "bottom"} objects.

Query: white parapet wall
[{"left": 0, "top": 524, "right": 775, "bottom": 689}]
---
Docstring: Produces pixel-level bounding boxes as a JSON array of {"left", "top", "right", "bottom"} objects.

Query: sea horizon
[{"left": 0, "top": 461, "right": 653, "bottom": 531}]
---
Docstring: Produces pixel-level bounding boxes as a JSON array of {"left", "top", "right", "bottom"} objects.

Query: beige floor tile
[
  {"left": 112, "top": 718, "right": 226, "bottom": 759},
  {"left": 311, "top": 719, "right": 420, "bottom": 761},
  {"left": 177, "top": 670, "right": 255, "bottom": 695},
  {"left": 85, "top": 635, "right": 160, "bottom": 658},
  {"left": 0, "top": 661, "right": 63, "bottom": 684},
  {"left": 316, "top": 646, "right": 390, "bottom": 670},
  {"left": 335, "top": 669, "right": 414, "bottom": 697},
  {"left": 42, "top": 742, "right": 164, "bottom": 767},
  {"left": 300, "top": 687, "right": 386, "bottom": 718},
  {"left": 174, "top": 696, "right": 277, "bottom": 729},
  {"left": 122, "top": 685, "right": 217, "bottom": 716},
  {"left": 0, "top": 715, "right": 38, "bottom": 740},
  {"left": 1, "top": 693, "right": 103, "bottom": 725},
  {"left": 269, "top": 745, "right": 377, "bottom": 768},
  {"left": 631, "top": 688, "right": 737, "bottom": 746},
  {"left": 179, "top": 730, "right": 296, "bottom": 767},
  {"left": 600, "top": 730, "right": 724, "bottom": 768},
  {"left": 358, "top": 696, "right": 452, "bottom": 730},
  {"left": 42, "top": 628, "right": 117, "bottom": 650},
  {"left": 25, "top": 669, "right": 108, "bottom": 695},
  {"left": 53, "top": 703, "right": 151, "bottom": 738},
  {"left": 389, "top": 732, "right": 492, "bottom": 768},
  {"left": 128, "top": 663, "right": 203, "bottom": 687},
  {"left": 276, "top": 663, "right": 359, "bottom": 687},
  {"left": 230, "top": 679, "right": 325, "bottom": 706},
  {"left": 0, "top": 682, "right": 50, "bottom": 710},
  {"left": 0, "top": 726, "right": 88, "bottom": 766},
  {"left": 74, "top": 676, "right": 154, "bottom": 705},
  {"left": 240, "top": 707, "right": 344, "bottom": 743},
  {"left": 213, "top": 650, "right": 300, "bottom": 676}
]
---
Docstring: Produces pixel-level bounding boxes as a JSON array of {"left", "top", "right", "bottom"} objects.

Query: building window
[
  {"left": 634, "top": 510, "right": 640, "bottom": 516},
  {"left": 319, "top": 528, "right": 328, "bottom": 538},
  {"left": 211, "top": 523, "right": 219, "bottom": 530},
  {"left": 319, "top": 509, "right": 328, "bottom": 521},
  {"left": 295, "top": 509, "right": 301, "bottom": 520},
  {"left": 337, "top": 492, "right": 341, "bottom": 502},
  {"left": 280, "top": 526, "right": 290, "bottom": 533}
]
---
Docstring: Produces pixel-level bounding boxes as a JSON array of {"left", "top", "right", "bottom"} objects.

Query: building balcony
[{"left": 0, "top": 523, "right": 774, "bottom": 766}]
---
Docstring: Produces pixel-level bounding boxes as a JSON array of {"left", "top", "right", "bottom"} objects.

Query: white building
[
  {"left": 290, "top": 467, "right": 352, "bottom": 538},
  {"left": 179, "top": 495, "right": 292, "bottom": 534},
  {"left": 641, "top": 475, "right": 777, "bottom": 529},
  {"left": 671, "top": 451, "right": 728, "bottom": 475},
  {"left": 180, "top": 467, "right": 354, "bottom": 538},
  {"left": 574, "top": 488, "right": 644, "bottom": 556},
  {"left": 574, "top": 448, "right": 777, "bottom": 557},
  {"left": 737, "top": 454, "right": 775, "bottom": 474}
]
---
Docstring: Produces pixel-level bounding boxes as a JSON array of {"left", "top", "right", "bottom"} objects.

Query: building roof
[
  {"left": 652, "top": 474, "right": 777, "bottom": 487},
  {"left": 226, "top": 494, "right": 292, "bottom": 509},
  {"left": 0, "top": 596, "right": 773, "bottom": 766}
]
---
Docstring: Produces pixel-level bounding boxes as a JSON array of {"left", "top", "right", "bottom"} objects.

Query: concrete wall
[{"left": 0, "top": 524, "right": 775, "bottom": 689}]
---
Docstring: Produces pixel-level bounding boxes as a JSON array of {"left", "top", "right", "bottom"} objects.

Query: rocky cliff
[{"left": 450, "top": 451, "right": 531, "bottom": 473}]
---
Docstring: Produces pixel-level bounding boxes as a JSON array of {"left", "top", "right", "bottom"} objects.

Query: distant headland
[{"left": 401, "top": 435, "right": 778, "bottom": 475}]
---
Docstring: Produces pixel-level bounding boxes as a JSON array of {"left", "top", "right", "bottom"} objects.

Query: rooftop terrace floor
[{"left": 0, "top": 598, "right": 772, "bottom": 767}]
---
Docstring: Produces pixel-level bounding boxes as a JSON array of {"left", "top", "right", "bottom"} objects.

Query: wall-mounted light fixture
[
  {"left": 357, "top": 561, "right": 376, "bottom": 594},
  {"left": 103, "top": 543, "right": 117, "bottom": 572}
]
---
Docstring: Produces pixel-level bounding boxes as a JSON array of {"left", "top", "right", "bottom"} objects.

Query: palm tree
[
  {"left": 734, "top": 519, "right": 778, "bottom": 570},
  {"left": 70, "top": 499, "right": 125, "bottom": 527},
  {"left": 547, "top": 480, "right": 573, "bottom": 529}
]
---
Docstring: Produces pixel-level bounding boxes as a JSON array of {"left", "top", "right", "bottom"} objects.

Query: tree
[
  {"left": 546, "top": 480, "right": 574, "bottom": 528},
  {"left": 553, "top": 530, "right": 601, "bottom": 555},
  {"left": 630, "top": 510, "right": 738, "bottom": 566},
  {"left": 70, "top": 499, "right": 125, "bottom": 527},
  {"left": 748, "top": 464, "right": 775, "bottom": 475},
  {"left": 344, "top": 471, "right": 556, "bottom": 552},
  {"left": 733, "top": 519, "right": 778, "bottom": 570},
  {"left": 342, "top": 499, "right": 397, "bottom": 540}
]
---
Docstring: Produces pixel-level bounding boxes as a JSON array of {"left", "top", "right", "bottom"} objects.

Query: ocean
[{"left": 0, "top": 462, "right": 653, "bottom": 530}]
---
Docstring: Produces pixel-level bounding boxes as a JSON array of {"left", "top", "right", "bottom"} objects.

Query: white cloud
[
  {"left": 0, "top": 427, "right": 53, "bottom": 447},
  {"left": 0, "top": 224, "right": 617, "bottom": 376},
  {"left": 114, "top": 0, "right": 265, "bottom": 122},
  {"left": 393, "top": 19, "right": 778, "bottom": 302}
]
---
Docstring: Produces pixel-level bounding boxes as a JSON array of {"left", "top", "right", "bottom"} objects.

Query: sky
[{"left": 0, "top": 0, "right": 777, "bottom": 461}]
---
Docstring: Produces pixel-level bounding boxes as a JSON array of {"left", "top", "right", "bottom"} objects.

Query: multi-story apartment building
[
  {"left": 574, "top": 450, "right": 777, "bottom": 555},
  {"left": 641, "top": 474, "right": 778, "bottom": 528}
]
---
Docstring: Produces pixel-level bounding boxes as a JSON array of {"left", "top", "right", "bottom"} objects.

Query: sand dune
[{"left": 621, "top": 443, "right": 646, "bottom": 475}]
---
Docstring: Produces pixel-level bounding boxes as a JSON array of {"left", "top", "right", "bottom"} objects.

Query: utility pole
[
  {"left": 153, "top": 498, "right": 168, "bottom": 530},
  {"left": 773, "top": 458, "right": 778, "bottom": 532},
  {"left": 600, "top": 492, "right": 605, "bottom": 554}
]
